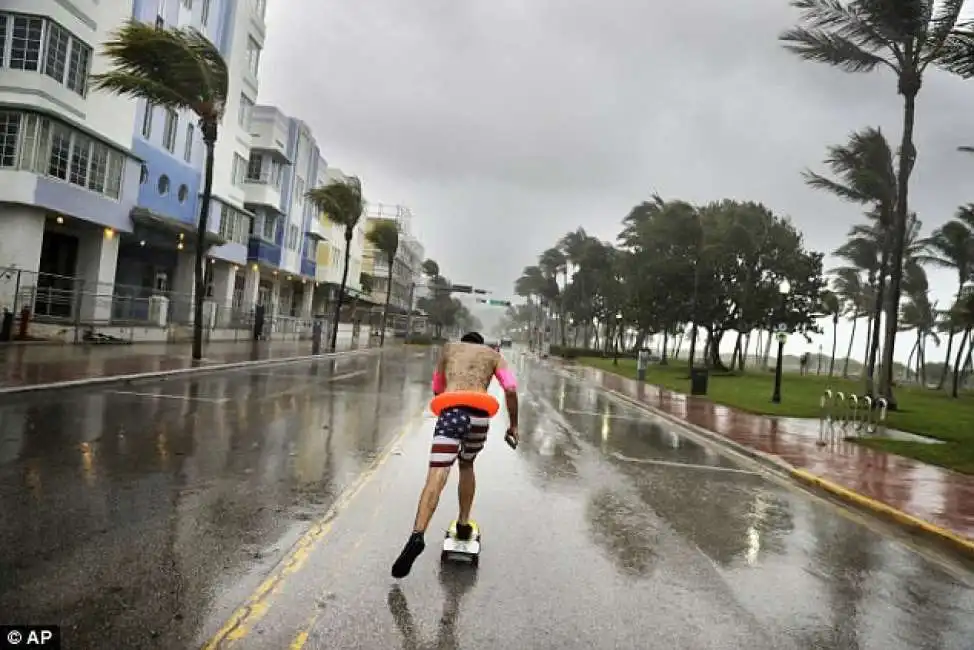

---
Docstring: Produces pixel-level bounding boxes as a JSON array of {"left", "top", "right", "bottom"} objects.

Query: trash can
[
  {"left": 311, "top": 317, "right": 324, "bottom": 355},
  {"left": 636, "top": 348, "right": 650, "bottom": 382},
  {"left": 253, "top": 304, "right": 265, "bottom": 341},
  {"left": 0, "top": 309, "right": 12, "bottom": 342},
  {"left": 690, "top": 367, "right": 709, "bottom": 396}
]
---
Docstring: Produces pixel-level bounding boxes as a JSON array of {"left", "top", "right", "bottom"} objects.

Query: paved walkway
[
  {"left": 560, "top": 363, "right": 974, "bottom": 546},
  {"left": 0, "top": 339, "right": 370, "bottom": 389}
]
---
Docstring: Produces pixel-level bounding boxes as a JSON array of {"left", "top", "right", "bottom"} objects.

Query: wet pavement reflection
[
  {"left": 3, "top": 350, "right": 974, "bottom": 649},
  {"left": 562, "top": 363, "right": 974, "bottom": 542},
  {"left": 0, "top": 350, "right": 428, "bottom": 649},
  {"left": 219, "top": 353, "right": 974, "bottom": 650}
]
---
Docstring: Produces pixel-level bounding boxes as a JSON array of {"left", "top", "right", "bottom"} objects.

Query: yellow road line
[
  {"left": 288, "top": 466, "right": 393, "bottom": 649},
  {"left": 791, "top": 468, "right": 974, "bottom": 557},
  {"left": 201, "top": 406, "right": 428, "bottom": 649}
]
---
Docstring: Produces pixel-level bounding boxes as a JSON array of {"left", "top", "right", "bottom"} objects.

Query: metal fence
[{"left": 0, "top": 266, "right": 430, "bottom": 343}]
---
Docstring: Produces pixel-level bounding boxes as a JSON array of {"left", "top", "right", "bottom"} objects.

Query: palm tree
[
  {"left": 92, "top": 19, "right": 229, "bottom": 361},
  {"left": 831, "top": 267, "right": 867, "bottom": 377},
  {"left": 821, "top": 289, "right": 841, "bottom": 378},
  {"left": 539, "top": 247, "right": 567, "bottom": 345},
  {"left": 305, "top": 176, "right": 365, "bottom": 351},
  {"left": 366, "top": 219, "right": 400, "bottom": 346},
  {"left": 918, "top": 211, "right": 974, "bottom": 388},
  {"left": 781, "top": 0, "right": 967, "bottom": 408},
  {"left": 900, "top": 289, "right": 938, "bottom": 385}
]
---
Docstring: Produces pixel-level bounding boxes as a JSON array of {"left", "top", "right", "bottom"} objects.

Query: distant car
[
  {"left": 486, "top": 339, "right": 501, "bottom": 351},
  {"left": 500, "top": 337, "right": 513, "bottom": 348}
]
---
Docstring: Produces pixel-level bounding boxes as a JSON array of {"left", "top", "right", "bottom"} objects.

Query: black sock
[
  {"left": 391, "top": 532, "right": 425, "bottom": 578},
  {"left": 456, "top": 522, "right": 473, "bottom": 541}
]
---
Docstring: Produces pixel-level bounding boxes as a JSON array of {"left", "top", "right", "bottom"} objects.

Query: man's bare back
[{"left": 440, "top": 341, "right": 500, "bottom": 392}]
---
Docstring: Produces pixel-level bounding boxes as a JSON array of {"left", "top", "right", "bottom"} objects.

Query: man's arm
[
  {"left": 493, "top": 354, "right": 518, "bottom": 430},
  {"left": 432, "top": 343, "right": 448, "bottom": 395}
]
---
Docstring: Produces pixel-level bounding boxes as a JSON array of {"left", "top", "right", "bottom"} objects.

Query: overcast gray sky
[{"left": 260, "top": 0, "right": 974, "bottom": 362}]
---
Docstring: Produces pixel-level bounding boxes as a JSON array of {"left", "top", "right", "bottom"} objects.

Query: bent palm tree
[
  {"left": 781, "top": 0, "right": 967, "bottom": 407},
  {"left": 92, "top": 19, "right": 229, "bottom": 361},
  {"left": 821, "top": 289, "right": 841, "bottom": 378},
  {"left": 918, "top": 211, "right": 974, "bottom": 388},
  {"left": 366, "top": 219, "right": 400, "bottom": 346},
  {"left": 306, "top": 176, "right": 365, "bottom": 351}
]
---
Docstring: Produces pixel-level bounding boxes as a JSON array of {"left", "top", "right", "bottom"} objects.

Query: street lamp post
[
  {"left": 613, "top": 312, "right": 623, "bottom": 366},
  {"left": 771, "top": 279, "right": 791, "bottom": 404}
]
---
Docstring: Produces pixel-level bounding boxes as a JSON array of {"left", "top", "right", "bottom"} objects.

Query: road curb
[
  {"left": 544, "top": 360, "right": 974, "bottom": 560},
  {"left": 790, "top": 468, "right": 974, "bottom": 559},
  {"left": 0, "top": 347, "right": 382, "bottom": 396}
]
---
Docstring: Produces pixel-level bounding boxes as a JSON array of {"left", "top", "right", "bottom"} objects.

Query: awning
[{"left": 129, "top": 207, "right": 227, "bottom": 247}]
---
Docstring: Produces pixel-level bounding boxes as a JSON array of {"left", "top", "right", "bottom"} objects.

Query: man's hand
[{"left": 505, "top": 426, "right": 519, "bottom": 449}]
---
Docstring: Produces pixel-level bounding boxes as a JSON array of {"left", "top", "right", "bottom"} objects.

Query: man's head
[{"left": 460, "top": 331, "right": 485, "bottom": 345}]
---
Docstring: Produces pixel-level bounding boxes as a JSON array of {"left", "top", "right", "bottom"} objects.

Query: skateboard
[{"left": 441, "top": 520, "right": 481, "bottom": 566}]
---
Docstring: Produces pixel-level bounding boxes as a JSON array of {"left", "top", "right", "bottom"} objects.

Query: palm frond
[
  {"left": 306, "top": 175, "right": 365, "bottom": 233},
  {"left": 925, "top": 0, "right": 966, "bottom": 59},
  {"left": 89, "top": 71, "right": 187, "bottom": 109},
  {"left": 366, "top": 219, "right": 400, "bottom": 263},
  {"left": 780, "top": 26, "right": 892, "bottom": 72},
  {"left": 789, "top": 0, "right": 896, "bottom": 50}
]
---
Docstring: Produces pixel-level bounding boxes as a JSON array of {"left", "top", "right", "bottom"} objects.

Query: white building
[{"left": 0, "top": 0, "right": 269, "bottom": 339}]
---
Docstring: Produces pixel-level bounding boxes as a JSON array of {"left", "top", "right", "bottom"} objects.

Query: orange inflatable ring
[{"left": 430, "top": 391, "right": 500, "bottom": 417}]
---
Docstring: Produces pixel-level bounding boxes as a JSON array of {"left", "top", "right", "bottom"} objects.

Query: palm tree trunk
[
  {"left": 937, "top": 282, "right": 964, "bottom": 389},
  {"left": 863, "top": 313, "right": 873, "bottom": 372},
  {"left": 828, "top": 316, "right": 838, "bottom": 378},
  {"left": 330, "top": 232, "right": 352, "bottom": 351},
  {"left": 878, "top": 87, "right": 919, "bottom": 408},
  {"left": 866, "top": 253, "right": 889, "bottom": 396},
  {"left": 918, "top": 333, "right": 927, "bottom": 385},
  {"left": 951, "top": 328, "right": 970, "bottom": 398},
  {"left": 904, "top": 337, "right": 918, "bottom": 382},
  {"left": 843, "top": 316, "right": 857, "bottom": 378},
  {"left": 741, "top": 330, "right": 752, "bottom": 371},
  {"left": 379, "top": 255, "right": 393, "bottom": 346},
  {"left": 762, "top": 329, "right": 773, "bottom": 369},
  {"left": 191, "top": 126, "right": 218, "bottom": 361}
]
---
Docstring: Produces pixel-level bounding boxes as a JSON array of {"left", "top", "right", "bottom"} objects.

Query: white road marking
[
  {"left": 110, "top": 390, "right": 230, "bottom": 404},
  {"left": 610, "top": 452, "right": 761, "bottom": 475}
]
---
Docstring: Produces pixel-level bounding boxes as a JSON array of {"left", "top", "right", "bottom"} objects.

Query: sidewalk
[
  {"left": 559, "top": 362, "right": 974, "bottom": 554},
  {"left": 0, "top": 339, "right": 367, "bottom": 390}
]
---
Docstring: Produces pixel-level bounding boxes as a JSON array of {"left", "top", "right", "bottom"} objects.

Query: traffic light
[
  {"left": 473, "top": 288, "right": 487, "bottom": 295},
  {"left": 476, "top": 298, "right": 510, "bottom": 307}
]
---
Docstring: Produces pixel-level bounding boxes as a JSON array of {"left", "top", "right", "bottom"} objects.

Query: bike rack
[{"left": 819, "top": 390, "right": 889, "bottom": 442}]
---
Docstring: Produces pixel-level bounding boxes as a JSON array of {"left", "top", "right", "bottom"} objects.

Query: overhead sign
[
  {"left": 775, "top": 323, "right": 787, "bottom": 332},
  {"left": 450, "top": 284, "right": 473, "bottom": 293}
]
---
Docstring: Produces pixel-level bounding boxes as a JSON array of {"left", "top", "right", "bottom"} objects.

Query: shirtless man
[{"left": 391, "top": 331, "right": 519, "bottom": 578}]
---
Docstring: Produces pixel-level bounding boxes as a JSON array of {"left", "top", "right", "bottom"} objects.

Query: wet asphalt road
[{"left": 2, "top": 349, "right": 974, "bottom": 649}]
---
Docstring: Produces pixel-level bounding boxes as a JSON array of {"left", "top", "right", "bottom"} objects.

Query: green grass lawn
[{"left": 578, "top": 357, "right": 974, "bottom": 475}]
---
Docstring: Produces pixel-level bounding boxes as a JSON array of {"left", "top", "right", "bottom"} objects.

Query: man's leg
[
  {"left": 455, "top": 410, "right": 489, "bottom": 540},
  {"left": 392, "top": 414, "right": 464, "bottom": 578}
]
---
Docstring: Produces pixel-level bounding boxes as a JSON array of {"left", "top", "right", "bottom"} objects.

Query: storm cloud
[{"left": 260, "top": 0, "right": 974, "bottom": 359}]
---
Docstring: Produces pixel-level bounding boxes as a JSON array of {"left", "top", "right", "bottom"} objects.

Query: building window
[
  {"left": 245, "top": 37, "right": 261, "bottom": 77},
  {"left": 255, "top": 212, "right": 277, "bottom": 241},
  {"left": 9, "top": 15, "right": 43, "bottom": 71},
  {"left": 295, "top": 177, "right": 305, "bottom": 207},
  {"left": 141, "top": 102, "right": 154, "bottom": 139},
  {"left": 246, "top": 152, "right": 262, "bottom": 181},
  {"left": 238, "top": 94, "right": 254, "bottom": 129},
  {"left": 232, "top": 153, "right": 247, "bottom": 185},
  {"left": 177, "top": 184, "right": 188, "bottom": 203},
  {"left": 0, "top": 110, "right": 126, "bottom": 200},
  {"left": 182, "top": 0, "right": 193, "bottom": 8},
  {"left": 44, "top": 22, "right": 68, "bottom": 83},
  {"left": 219, "top": 204, "right": 251, "bottom": 246},
  {"left": 1, "top": 13, "right": 90, "bottom": 94},
  {"left": 69, "top": 134, "right": 91, "bottom": 186},
  {"left": 201, "top": 0, "right": 210, "bottom": 26},
  {"left": 158, "top": 174, "right": 170, "bottom": 195},
  {"left": 183, "top": 123, "right": 194, "bottom": 162},
  {"left": 286, "top": 224, "right": 299, "bottom": 250},
  {"left": 163, "top": 108, "right": 178, "bottom": 152},
  {"left": 0, "top": 112, "right": 19, "bottom": 167}
]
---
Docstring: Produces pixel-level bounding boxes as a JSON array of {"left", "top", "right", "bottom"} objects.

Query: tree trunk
[
  {"left": 828, "top": 315, "right": 838, "bottom": 378},
  {"left": 866, "top": 250, "right": 889, "bottom": 396},
  {"left": 330, "top": 230, "right": 352, "bottom": 351},
  {"left": 661, "top": 331, "right": 669, "bottom": 365},
  {"left": 687, "top": 325, "right": 698, "bottom": 371},
  {"left": 878, "top": 86, "right": 919, "bottom": 409},
  {"left": 863, "top": 313, "right": 873, "bottom": 373},
  {"left": 379, "top": 254, "right": 393, "bottom": 346},
  {"left": 762, "top": 329, "right": 773, "bottom": 369},
  {"left": 937, "top": 282, "right": 964, "bottom": 389},
  {"left": 918, "top": 333, "right": 926, "bottom": 386},
  {"left": 741, "top": 331, "right": 752, "bottom": 371},
  {"left": 904, "top": 337, "right": 918, "bottom": 382},
  {"left": 842, "top": 316, "right": 857, "bottom": 378},
  {"left": 191, "top": 123, "right": 218, "bottom": 361},
  {"left": 951, "top": 328, "right": 970, "bottom": 398}
]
